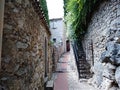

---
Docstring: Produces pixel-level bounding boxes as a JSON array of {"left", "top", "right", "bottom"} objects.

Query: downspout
[{"left": 0, "top": 0, "right": 5, "bottom": 70}]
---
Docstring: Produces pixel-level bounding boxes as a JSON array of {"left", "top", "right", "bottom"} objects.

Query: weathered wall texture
[
  {"left": 82, "top": 0, "right": 120, "bottom": 90},
  {"left": 0, "top": 0, "right": 5, "bottom": 70},
  {"left": 0, "top": 0, "right": 53, "bottom": 90}
]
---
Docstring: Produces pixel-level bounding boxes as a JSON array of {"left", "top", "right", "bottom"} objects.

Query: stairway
[{"left": 72, "top": 41, "right": 92, "bottom": 79}]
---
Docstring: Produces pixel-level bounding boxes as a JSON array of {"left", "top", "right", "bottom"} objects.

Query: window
[
  {"left": 53, "top": 38, "right": 56, "bottom": 42},
  {"left": 52, "top": 21, "right": 57, "bottom": 29}
]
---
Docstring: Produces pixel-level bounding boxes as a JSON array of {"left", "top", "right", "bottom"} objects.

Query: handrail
[
  {"left": 71, "top": 41, "right": 92, "bottom": 79},
  {"left": 71, "top": 43, "right": 79, "bottom": 74}
]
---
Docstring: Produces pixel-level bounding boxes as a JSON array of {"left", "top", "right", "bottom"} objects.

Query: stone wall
[
  {"left": 82, "top": 0, "right": 120, "bottom": 90},
  {"left": 0, "top": 0, "right": 53, "bottom": 90}
]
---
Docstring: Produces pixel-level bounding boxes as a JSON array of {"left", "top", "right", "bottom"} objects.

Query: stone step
[
  {"left": 79, "top": 69, "right": 89, "bottom": 71},
  {"left": 79, "top": 64, "right": 87, "bottom": 67},
  {"left": 79, "top": 75, "right": 90, "bottom": 79},
  {"left": 46, "top": 80, "right": 54, "bottom": 90},
  {"left": 78, "top": 58, "right": 86, "bottom": 60},
  {"left": 78, "top": 61, "right": 86, "bottom": 62},
  {"left": 73, "top": 45, "right": 92, "bottom": 79},
  {"left": 78, "top": 67, "right": 87, "bottom": 69},
  {"left": 78, "top": 65, "right": 88, "bottom": 67},
  {"left": 79, "top": 70, "right": 89, "bottom": 73},
  {"left": 78, "top": 61, "right": 87, "bottom": 63}
]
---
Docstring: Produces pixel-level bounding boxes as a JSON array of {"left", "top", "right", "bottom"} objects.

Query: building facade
[{"left": 50, "top": 18, "right": 66, "bottom": 56}]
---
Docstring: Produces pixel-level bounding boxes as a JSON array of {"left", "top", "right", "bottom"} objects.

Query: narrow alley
[
  {"left": 53, "top": 47, "right": 99, "bottom": 90},
  {"left": 0, "top": 0, "right": 120, "bottom": 90}
]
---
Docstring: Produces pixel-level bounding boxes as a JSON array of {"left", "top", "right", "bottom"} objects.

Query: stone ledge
[{"left": 46, "top": 80, "right": 54, "bottom": 90}]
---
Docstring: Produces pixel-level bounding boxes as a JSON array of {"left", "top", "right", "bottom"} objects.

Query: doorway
[{"left": 66, "top": 40, "right": 70, "bottom": 52}]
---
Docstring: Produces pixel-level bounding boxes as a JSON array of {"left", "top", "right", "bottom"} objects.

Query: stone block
[
  {"left": 46, "top": 80, "right": 54, "bottom": 90},
  {"left": 91, "top": 74, "right": 103, "bottom": 88},
  {"left": 16, "top": 0, "right": 22, "bottom": 4},
  {"left": 16, "top": 41, "right": 28, "bottom": 49},
  {"left": 109, "top": 86, "right": 118, "bottom": 90},
  {"left": 16, "top": 67, "right": 27, "bottom": 76},
  {"left": 115, "top": 66, "right": 120, "bottom": 88},
  {"left": 13, "top": 8, "right": 19, "bottom": 13},
  {"left": 18, "top": 19, "right": 24, "bottom": 29},
  {"left": 115, "top": 57, "right": 120, "bottom": 65},
  {"left": 102, "top": 63, "right": 115, "bottom": 80},
  {"left": 117, "top": 4, "right": 120, "bottom": 16},
  {"left": 115, "top": 37, "right": 120, "bottom": 43},
  {"left": 105, "top": 42, "right": 116, "bottom": 54},
  {"left": 99, "top": 77, "right": 113, "bottom": 90}
]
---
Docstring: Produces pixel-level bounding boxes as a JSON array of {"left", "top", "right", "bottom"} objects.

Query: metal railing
[
  {"left": 71, "top": 40, "right": 92, "bottom": 79},
  {"left": 71, "top": 41, "right": 80, "bottom": 76}
]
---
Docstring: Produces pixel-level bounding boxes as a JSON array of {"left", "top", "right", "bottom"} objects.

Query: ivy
[
  {"left": 64, "top": 0, "right": 99, "bottom": 39},
  {"left": 40, "top": 0, "right": 49, "bottom": 25}
]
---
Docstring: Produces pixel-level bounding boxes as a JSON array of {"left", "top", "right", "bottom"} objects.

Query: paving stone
[{"left": 54, "top": 47, "right": 100, "bottom": 90}]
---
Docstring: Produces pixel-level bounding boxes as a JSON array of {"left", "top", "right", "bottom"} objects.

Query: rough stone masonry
[
  {"left": 0, "top": 0, "right": 54, "bottom": 90},
  {"left": 82, "top": 0, "right": 120, "bottom": 90}
]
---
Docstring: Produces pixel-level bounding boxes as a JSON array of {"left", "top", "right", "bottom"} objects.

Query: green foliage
[
  {"left": 64, "top": 0, "right": 98, "bottom": 39},
  {"left": 40, "top": 0, "right": 49, "bottom": 25},
  {"left": 63, "top": 0, "right": 68, "bottom": 16}
]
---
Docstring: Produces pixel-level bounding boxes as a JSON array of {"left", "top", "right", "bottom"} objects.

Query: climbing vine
[
  {"left": 64, "top": 0, "right": 99, "bottom": 39},
  {"left": 40, "top": 0, "right": 49, "bottom": 25}
]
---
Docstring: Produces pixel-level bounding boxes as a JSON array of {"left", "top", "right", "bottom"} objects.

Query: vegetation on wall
[
  {"left": 40, "top": 0, "right": 49, "bottom": 25},
  {"left": 63, "top": 0, "right": 68, "bottom": 17},
  {"left": 64, "top": 0, "right": 100, "bottom": 39}
]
